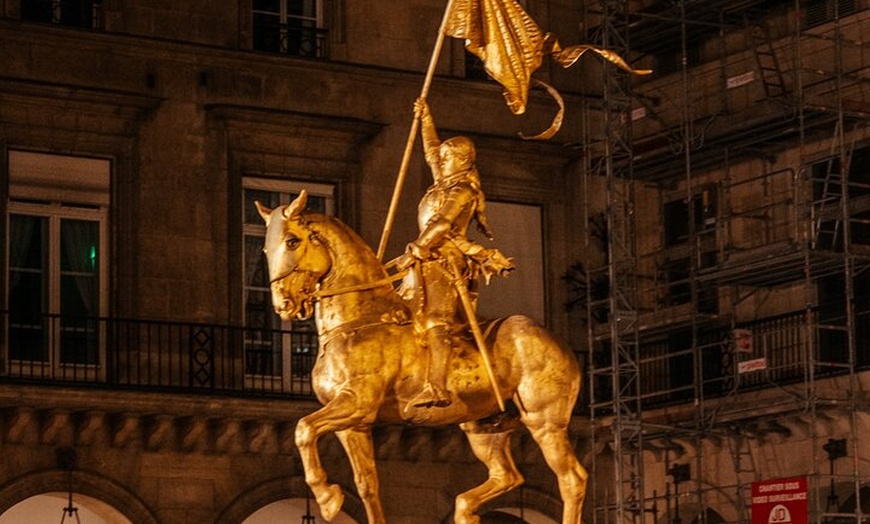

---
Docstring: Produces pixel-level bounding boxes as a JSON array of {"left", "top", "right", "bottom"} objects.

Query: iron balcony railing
[
  {"left": 589, "top": 301, "right": 870, "bottom": 412},
  {"left": 1, "top": 312, "right": 318, "bottom": 398},
  {"left": 4, "top": 305, "right": 868, "bottom": 409},
  {"left": 21, "top": 0, "right": 104, "bottom": 30},
  {"left": 252, "top": 21, "right": 329, "bottom": 59}
]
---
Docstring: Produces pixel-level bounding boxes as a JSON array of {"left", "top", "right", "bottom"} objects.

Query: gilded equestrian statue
[{"left": 257, "top": 191, "right": 587, "bottom": 524}]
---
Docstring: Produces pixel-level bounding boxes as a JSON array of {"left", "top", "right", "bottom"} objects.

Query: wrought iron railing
[
  {"left": 252, "top": 21, "right": 329, "bottom": 59},
  {"left": 21, "top": 0, "right": 103, "bottom": 30},
  {"left": 4, "top": 306, "right": 868, "bottom": 409},
  {"left": 588, "top": 301, "right": 870, "bottom": 411},
  {"left": 1, "top": 312, "right": 318, "bottom": 398}
]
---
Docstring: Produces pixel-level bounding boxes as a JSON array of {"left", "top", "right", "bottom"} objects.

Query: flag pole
[{"left": 376, "top": 0, "right": 456, "bottom": 261}]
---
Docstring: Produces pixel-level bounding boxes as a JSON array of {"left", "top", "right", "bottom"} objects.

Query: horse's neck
[{"left": 315, "top": 220, "right": 402, "bottom": 334}]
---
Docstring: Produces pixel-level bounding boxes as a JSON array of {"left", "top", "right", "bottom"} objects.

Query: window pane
[
  {"left": 242, "top": 181, "right": 333, "bottom": 379},
  {"left": 244, "top": 235, "right": 269, "bottom": 290},
  {"left": 8, "top": 215, "right": 48, "bottom": 362},
  {"left": 253, "top": 12, "right": 281, "bottom": 52},
  {"left": 252, "top": 0, "right": 323, "bottom": 57},
  {"left": 244, "top": 235, "right": 281, "bottom": 375},
  {"left": 306, "top": 194, "right": 327, "bottom": 213},
  {"left": 253, "top": 0, "right": 280, "bottom": 12},
  {"left": 287, "top": 0, "right": 318, "bottom": 18},
  {"left": 244, "top": 189, "right": 280, "bottom": 225},
  {"left": 243, "top": 189, "right": 327, "bottom": 223},
  {"left": 59, "top": 0, "right": 96, "bottom": 28},
  {"left": 10, "top": 214, "right": 46, "bottom": 270},
  {"left": 21, "top": 0, "right": 53, "bottom": 23},
  {"left": 60, "top": 219, "right": 99, "bottom": 315},
  {"left": 22, "top": 0, "right": 100, "bottom": 28},
  {"left": 286, "top": 24, "right": 318, "bottom": 57},
  {"left": 60, "top": 219, "right": 100, "bottom": 365}
]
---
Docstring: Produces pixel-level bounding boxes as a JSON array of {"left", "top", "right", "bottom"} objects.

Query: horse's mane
[{"left": 300, "top": 211, "right": 389, "bottom": 285}]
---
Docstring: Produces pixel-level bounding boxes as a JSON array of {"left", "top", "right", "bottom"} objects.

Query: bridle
[{"left": 270, "top": 222, "right": 410, "bottom": 314}]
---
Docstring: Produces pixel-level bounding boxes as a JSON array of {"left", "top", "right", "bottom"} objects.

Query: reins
[
  {"left": 310, "top": 257, "right": 412, "bottom": 346},
  {"left": 312, "top": 268, "right": 409, "bottom": 299}
]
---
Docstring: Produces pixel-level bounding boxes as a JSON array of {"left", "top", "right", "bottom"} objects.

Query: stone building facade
[
  {"left": 3, "top": 0, "right": 870, "bottom": 523},
  {"left": 0, "top": 0, "right": 588, "bottom": 522}
]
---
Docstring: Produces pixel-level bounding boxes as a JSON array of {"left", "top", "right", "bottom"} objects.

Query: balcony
[
  {"left": 589, "top": 301, "right": 870, "bottom": 415},
  {"left": 0, "top": 312, "right": 318, "bottom": 399},
  {"left": 6, "top": 305, "right": 868, "bottom": 420},
  {"left": 252, "top": 22, "right": 329, "bottom": 59}
]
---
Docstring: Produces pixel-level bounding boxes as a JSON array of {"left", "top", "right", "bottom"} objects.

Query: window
[
  {"left": 655, "top": 41, "right": 702, "bottom": 76},
  {"left": 661, "top": 186, "right": 718, "bottom": 313},
  {"left": 6, "top": 151, "right": 109, "bottom": 379},
  {"left": 803, "top": 0, "right": 856, "bottom": 28},
  {"left": 21, "top": 0, "right": 103, "bottom": 29},
  {"left": 252, "top": 0, "right": 326, "bottom": 58},
  {"left": 242, "top": 177, "right": 333, "bottom": 389},
  {"left": 663, "top": 185, "right": 717, "bottom": 247},
  {"left": 470, "top": 201, "right": 545, "bottom": 324}
]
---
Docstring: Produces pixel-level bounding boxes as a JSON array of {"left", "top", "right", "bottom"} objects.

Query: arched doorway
[
  {"left": 0, "top": 493, "right": 133, "bottom": 524},
  {"left": 242, "top": 498, "right": 359, "bottom": 523}
]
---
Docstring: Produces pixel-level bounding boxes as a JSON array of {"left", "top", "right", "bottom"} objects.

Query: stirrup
[{"left": 409, "top": 382, "right": 452, "bottom": 409}]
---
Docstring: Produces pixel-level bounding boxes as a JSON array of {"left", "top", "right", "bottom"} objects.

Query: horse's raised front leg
[
  {"left": 295, "top": 387, "right": 379, "bottom": 521},
  {"left": 454, "top": 422, "right": 524, "bottom": 524},
  {"left": 335, "top": 427, "right": 385, "bottom": 524}
]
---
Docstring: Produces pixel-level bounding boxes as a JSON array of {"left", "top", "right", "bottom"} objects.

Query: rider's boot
[{"left": 410, "top": 326, "right": 453, "bottom": 408}]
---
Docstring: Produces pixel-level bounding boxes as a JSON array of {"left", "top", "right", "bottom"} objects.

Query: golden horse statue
[{"left": 257, "top": 191, "right": 587, "bottom": 524}]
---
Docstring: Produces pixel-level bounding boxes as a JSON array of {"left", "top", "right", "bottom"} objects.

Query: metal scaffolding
[{"left": 580, "top": 0, "right": 870, "bottom": 523}]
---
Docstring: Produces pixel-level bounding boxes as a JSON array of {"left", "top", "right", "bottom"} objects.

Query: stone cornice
[{"left": 0, "top": 383, "right": 592, "bottom": 465}]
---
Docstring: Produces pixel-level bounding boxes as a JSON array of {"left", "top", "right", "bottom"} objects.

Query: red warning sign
[{"left": 752, "top": 477, "right": 808, "bottom": 524}]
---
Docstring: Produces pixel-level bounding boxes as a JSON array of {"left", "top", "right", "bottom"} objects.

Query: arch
[
  {"left": 214, "top": 475, "right": 364, "bottom": 524},
  {"left": 1, "top": 492, "right": 132, "bottom": 523},
  {"left": 482, "top": 511, "right": 528, "bottom": 523},
  {"left": 482, "top": 507, "right": 559, "bottom": 523},
  {"left": 241, "top": 498, "right": 358, "bottom": 523},
  {"left": 0, "top": 469, "right": 159, "bottom": 524},
  {"left": 438, "top": 487, "right": 564, "bottom": 524}
]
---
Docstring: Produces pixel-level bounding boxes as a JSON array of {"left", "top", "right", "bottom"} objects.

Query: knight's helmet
[{"left": 439, "top": 136, "right": 476, "bottom": 166}]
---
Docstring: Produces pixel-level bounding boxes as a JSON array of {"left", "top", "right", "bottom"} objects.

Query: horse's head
[{"left": 255, "top": 191, "right": 331, "bottom": 321}]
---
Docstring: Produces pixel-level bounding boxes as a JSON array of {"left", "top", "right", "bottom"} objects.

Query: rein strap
[{"left": 313, "top": 268, "right": 409, "bottom": 299}]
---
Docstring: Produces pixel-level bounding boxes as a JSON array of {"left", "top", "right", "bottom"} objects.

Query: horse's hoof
[
  {"left": 317, "top": 483, "right": 344, "bottom": 521},
  {"left": 454, "top": 514, "right": 481, "bottom": 524}
]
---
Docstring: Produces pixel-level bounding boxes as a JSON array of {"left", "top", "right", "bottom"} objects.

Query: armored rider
[{"left": 397, "top": 97, "right": 514, "bottom": 409}]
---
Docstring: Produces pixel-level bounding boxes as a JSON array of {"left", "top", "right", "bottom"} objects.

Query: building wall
[
  {"left": 0, "top": 0, "right": 585, "bottom": 332},
  {"left": 0, "top": 1, "right": 590, "bottom": 522}
]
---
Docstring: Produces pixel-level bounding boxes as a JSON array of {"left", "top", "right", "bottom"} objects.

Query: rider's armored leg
[{"left": 410, "top": 325, "right": 453, "bottom": 408}]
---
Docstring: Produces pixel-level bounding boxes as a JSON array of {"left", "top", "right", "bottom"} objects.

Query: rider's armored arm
[
  {"left": 474, "top": 202, "right": 495, "bottom": 240},
  {"left": 412, "top": 216, "right": 452, "bottom": 256},
  {"left": 417, "top": 101, "right": 443, "bottom": 176}
]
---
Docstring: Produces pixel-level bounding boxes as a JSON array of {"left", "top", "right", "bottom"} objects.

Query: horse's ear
[
  {"left": 255, "top": 201, "right": 273, "bottom": 226},
  {"left": 284, "top": 190, "right": 308, "bottom": 219}
]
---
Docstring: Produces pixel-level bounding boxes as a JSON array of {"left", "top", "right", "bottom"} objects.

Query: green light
[{"left": 89, "top": 245, "right": 97, "bottom": 269}]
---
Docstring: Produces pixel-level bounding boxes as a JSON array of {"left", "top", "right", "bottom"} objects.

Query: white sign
[
  {"left": 631, "top": 107, "right": 647, "bottom": 121},
  {"left": 727, "top": 71, "right": 755, "bottom": 89},
  {"left": 739, "top": 358, "right": 768, "bottom": 373}
]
